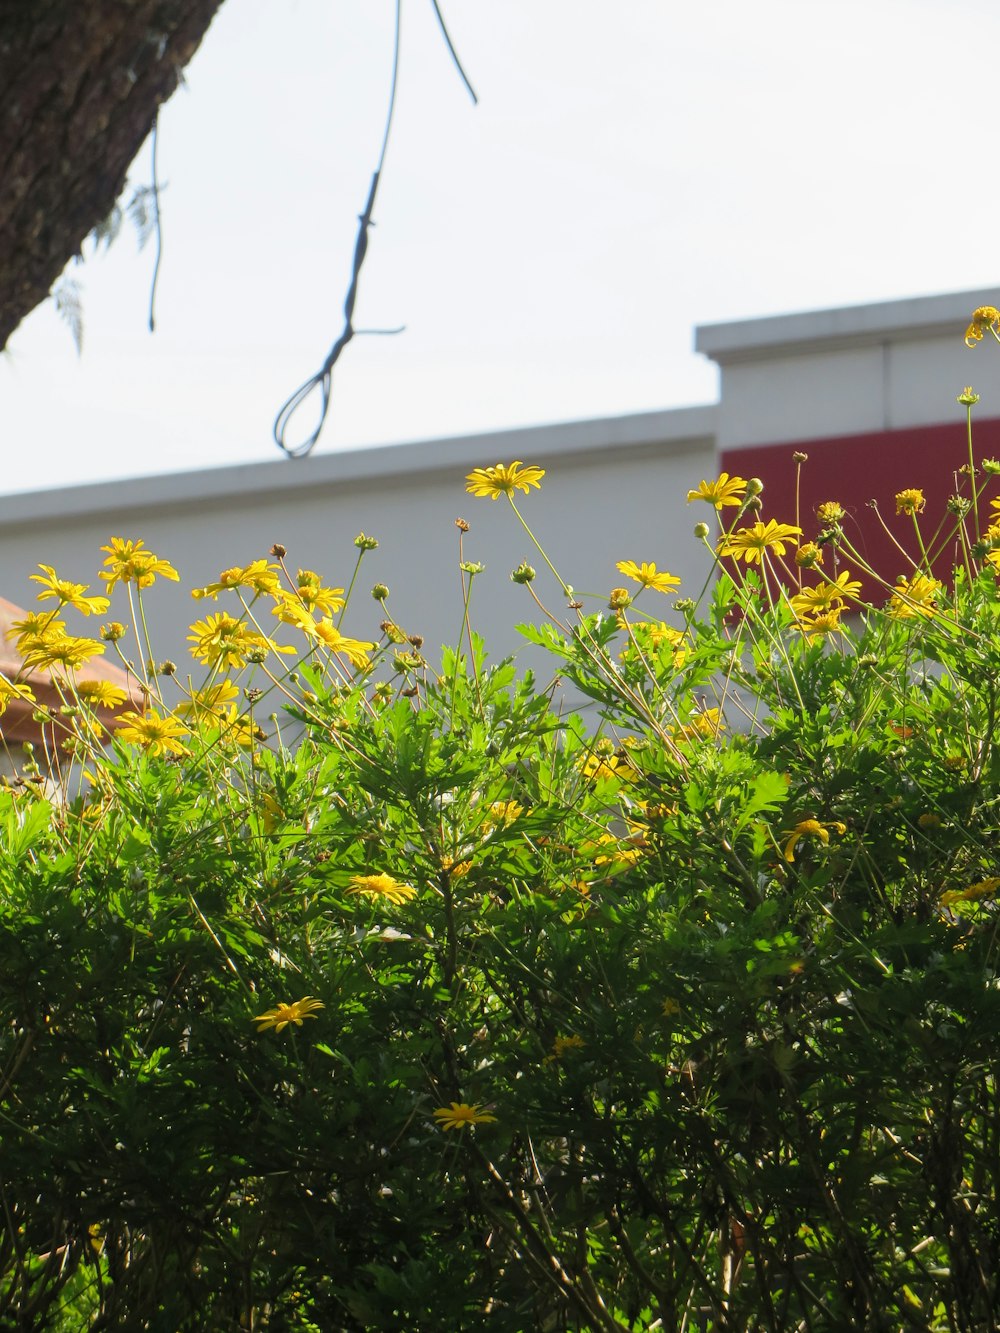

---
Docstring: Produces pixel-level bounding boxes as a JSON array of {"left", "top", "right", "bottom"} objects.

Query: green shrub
[{"left": 2, "top": 402, "right": 1000, "bottom": 1330}]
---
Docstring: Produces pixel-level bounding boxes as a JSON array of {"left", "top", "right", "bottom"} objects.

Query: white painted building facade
[{"left": 1, "top": 286, "right": 996, "bottom": 689}]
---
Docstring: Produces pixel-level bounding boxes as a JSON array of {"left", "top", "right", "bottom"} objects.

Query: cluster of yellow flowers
[{"left": 0, "top": 536, "right": 387, "bottom": 761}]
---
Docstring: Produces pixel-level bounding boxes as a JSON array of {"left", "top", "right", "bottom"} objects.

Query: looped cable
[{"left": 272, "top": 0, "right": 476, "bottom": 459}]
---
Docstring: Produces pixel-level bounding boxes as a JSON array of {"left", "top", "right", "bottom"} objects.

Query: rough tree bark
[{"left": 0, "top": 0, "right": 226, "bottom": 351}]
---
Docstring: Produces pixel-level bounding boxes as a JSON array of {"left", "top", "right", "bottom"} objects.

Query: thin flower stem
[
  {"left": 967, "top": 401, "right": 981, "bottom": 540},
  {"left": 338, "top": 551, "right": 365, "bottom": 627},
  {"left": 126, "top": 586, "right": 150, "bottom": 690},
  {"left": 909, "top": 512, "right": 931, "bottom": 573},
  {"left": 507, "top": 496, "right": 570, "bottom": 596}
]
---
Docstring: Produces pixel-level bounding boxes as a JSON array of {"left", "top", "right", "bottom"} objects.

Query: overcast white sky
[{"left": 2, "top": 0, "right": 999, "bottom": 493}]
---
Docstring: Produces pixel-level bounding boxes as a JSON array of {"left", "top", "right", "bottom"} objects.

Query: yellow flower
[
  {"left": 188, "top": 613, "right": 285, "bottom": 669},
  {"left": 579, "top": 750, "right": 623, "bottom": 783},
  {"left": 888, "top": 573, "right": 942, "bottom": 620},
  {"left": 795, "top": 609, "right": 845, "bottom": 644},
  {"left": 782, "top": 818, "right": 846, "bottom": 863},
  {"left": 8, "top": 611, "right": 65, "bottom": 652},
  {"left": 347, "top": 872, "right": 417, "bottom": 905},
  {"left": 672, "top": 707, "right": 723, "bottom": 743},
  {"left": 100, "top": 538, "right": 179, "bottom": 593},
  {"left": 718, "top": 520, "right": 803, "bottom": 564},
  {"left": 75, "top": 680, "right": 127, "bottom": 710},
  {"left": 624, "top": 621, "right": 687, "bottom": 670},
  {"left": 965, "top": 305, "right": 1000, "bottom": 347},
  {"left": 940, "top": 877, "right": 1000, "bottom": 907},
  {"left": 615, "top": 561, "right": 681, "bottom": 594},
  {"left": 465, "top": 461, "right": 545, "bottom": 500},
  {"left": 254, "top": 996, "right": 325, "bottom": 1033},
  {"left": 272, "top": 595, "right": 319, "bottom": 635},
  {"left": 816, "top": 501, "right": 845, "bottom": 525},
  {"left": 795, "top": 542, "right": 824, "bottom": 568},
  {"left": 21, "top": 634, "right": 105, "bottom": 672},
  {"left": 686, "top": 473, "right": 747, "bottom": 510},
  {"left": 789, "top": 572, "right": 862, "bottom": 617},
  {"left": 895, "top": 489, "right": 926, "bottom": 516},
  {"left": 294, "top": 570, "right": 345, "bottom": 617},
  {"left": 0, "top": 677, "right": 36, "bottom": 717},
  {"left": 115, "top": 709, "right": 189, "bottom": 756},
  {"left": 432, "top": 1102, "right": 497, "bottom": 1130},
  {"left": 192, "top": 560, "right": 283, "bottom": 600},
  {"left": 548, "top": 1034, "right": 586, "bottom": 1061},
  {"left": 312, "top": 621, "right": 375, "bottom": 669},
  {"left": 484, "top": 799, "right": 525, "bottom": 826},
  {"left": 215, "top": 706, "right": 268, "bottom": 749},
  {"left": 176, "top": 679, "right": 241, "bottom": 720},
  {"left": 30, "top": 566, "right": 109, "bottom": 616},
  {"left": 593, "top": 833, "right": 644, "bottom": 867}
]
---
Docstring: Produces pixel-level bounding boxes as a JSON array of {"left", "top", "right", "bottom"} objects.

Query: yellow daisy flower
[
  {"left": 347, "top": 873, "right": 417, "bottom": 905},
  {"left": 0, "top": 677, "right": 36, "bottom": 717},
  {"left": 686, "top": 473, "right": 747, "bottom": 510},
  {"left": 795, "top": 609, "right": 845, "bottom": 644},
  {"left": 465, "top": 461, "right": 545, "bottom": 500},
  {"left": 781, "top": 818, "right": 846, "bottom": 863},
  {"left": 789, "top": 572, "right": 862, "bottom": 618},
  {"left": 718, "top": 521, "right": 803, "bottom": 564},
  {"left": 176, "top": 679, "right": 241, "bottom": 720},
  {"left": 312, "top": 621, "right": 375, "bottom": 669},
  {"left": 795, "top": 542, "right": 824, "bottom": 568},
  {"left": 816, "top": 501, "right": 845, "bottom": 525},
  {"left": 484, "top": 800, "right": 525, "bottom": 827},
  {"left": 22, "top": 634, "right": 105, "bottom": 672},
  {"left": 30, "top": 566, "right": 110, "bottom": 616},
  {"left": 75, "top": 680, "right": 127, "bottom": 710},
  {"left": 940, "top": 877, "right": 1000, "bottom": 907},
  {"left": 100, "top": 538, "right": 179, "bottom": 592},
  {"left": 294, "top": 570, "right": 345, "bottom": 617},
  {"left": 965, "top": 305, "right": 1000, "bottom": 347},
  {"left": 254, "top": 996, "right": 325, "bottom": 1033},
  {"left": 432, "top": 1102, "right": 498, "bottom": 1130},
  {"left": 672, "top": 707, "right": 723, "bottom": 743},
  {"left": 888, "top": 574, "right": 942, "bottom": 620},
  {"left": 8, "top": 611, "right": 65, "bottom": 651},
  {"left": 615, "top": 561, "right": 681, "bottom": 594},
  {"left": 188, "top": 613, "right": 286, "bottom": 669},
  {"left": 115, "top": 709, "right": 189, "bottom": 757},
  {"left": 548, "top": 1034, "right": 586, "bottom": 1060},
  {"left": 192, "top": 560, "right": 283, "bottom": 601},
  {"left": 895, "top": 489, "right": 926, "bottom": 516}
]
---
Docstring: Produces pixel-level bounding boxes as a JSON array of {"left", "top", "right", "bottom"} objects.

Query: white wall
[{"left": 0, "top": 409, "right": 717, "bottom": 702}]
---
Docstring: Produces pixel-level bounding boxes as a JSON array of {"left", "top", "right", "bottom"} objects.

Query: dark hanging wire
[{"left": 273, "top": 0, "right": 477, "bottom": 459}]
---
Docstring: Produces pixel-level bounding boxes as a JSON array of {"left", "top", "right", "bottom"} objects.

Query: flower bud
[
  {"left": 608, "top": 588, "right": 632, "bottom": 611},
  {"left": 371, "top": 583, "right": 390, "bottom": 601},
  {"left": 957, "top": 386, "right": 980, "bottom": 406},
  {"left": 693, "top": 522, "right": 710, "bottom": 540},
  {"left": 354, "top": 533, "right": 379, "bottom": 551},
  {"left": 746, "top": 477, "right": 764, "bottom": 496},
  {"left": 270, "top": 543, "right": 287, "bottom": 559},
  {"left": 100, "top": 622, "right": 126, "bottom": 642},
  {"left": 510, "top": 561, "right": 536, "bottom": 584},
  {"left": 455, "top": 517, "right": 470, "bottom": 533}
]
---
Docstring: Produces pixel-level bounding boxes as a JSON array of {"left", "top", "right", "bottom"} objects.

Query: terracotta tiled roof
[{"left": 0, "top": 595, "right": 145, "bottom": 746}]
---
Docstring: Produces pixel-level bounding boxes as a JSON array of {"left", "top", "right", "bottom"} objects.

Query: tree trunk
[{"left": 0, "top": 0, "right": 226, "bottom": 351}]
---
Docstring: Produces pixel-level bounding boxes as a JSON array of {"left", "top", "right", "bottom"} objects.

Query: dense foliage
[{"left": 3, "top": 388, "right": 1000, "bottom": 1329}]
